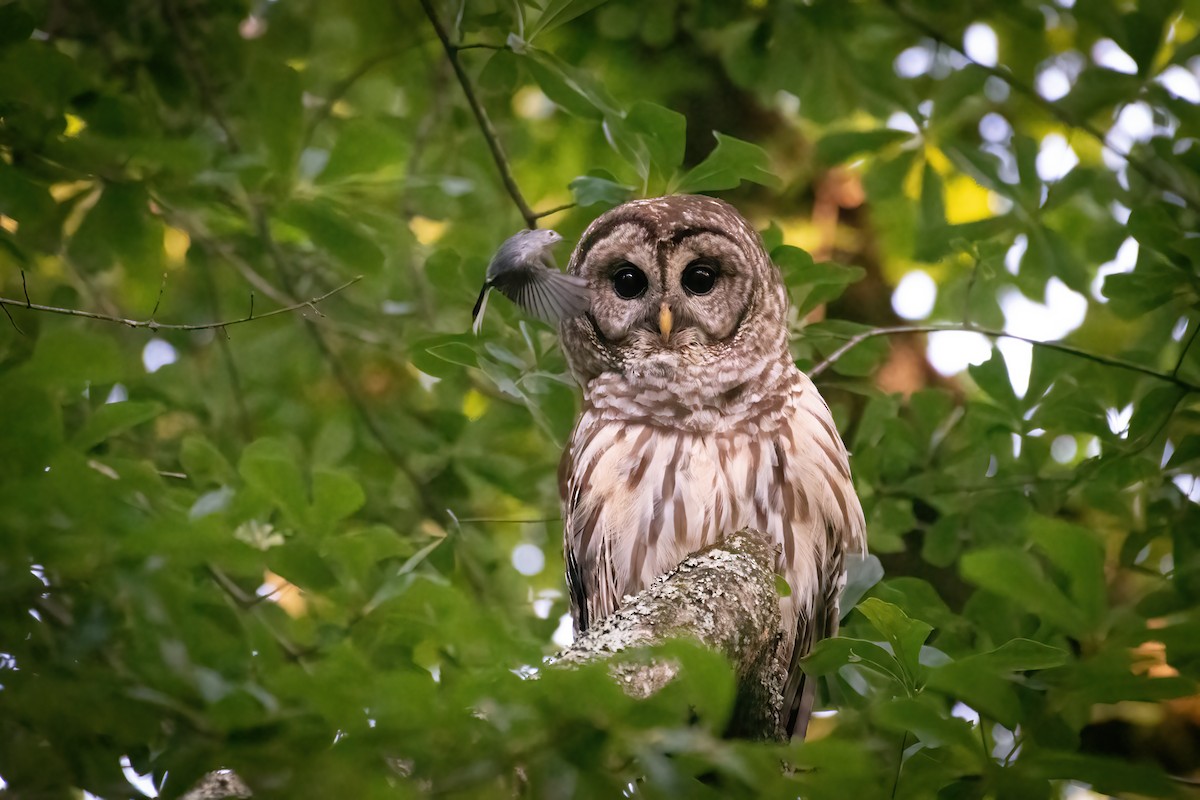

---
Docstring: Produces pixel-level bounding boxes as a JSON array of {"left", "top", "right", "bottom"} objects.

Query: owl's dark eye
[
  {"left": 681, "top": 260, "right": 718, "bottom": 295},
  {"left": 611, "top": 263, "right": 648, "bottom": 299}
]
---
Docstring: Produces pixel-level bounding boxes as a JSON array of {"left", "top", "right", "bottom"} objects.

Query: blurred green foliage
[{"left": 2, "top": 0, "right": 1200, "bottom": 797}]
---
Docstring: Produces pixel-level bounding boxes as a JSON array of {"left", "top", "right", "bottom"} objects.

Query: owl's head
[{"left": 560, "top": 195, "right": 789, "bottom": 390}]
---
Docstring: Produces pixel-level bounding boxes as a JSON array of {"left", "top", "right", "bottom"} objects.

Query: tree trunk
[{"left": 551, "top": 528, "right": 786, "bottom": 740}]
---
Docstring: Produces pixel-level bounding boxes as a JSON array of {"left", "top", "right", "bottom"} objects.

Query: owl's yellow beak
[{"left": 658, "top": 302, "right": 673, "bottom": 344}]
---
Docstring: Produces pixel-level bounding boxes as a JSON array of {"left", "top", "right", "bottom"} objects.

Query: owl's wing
[
  {"left": 559, "top": 425, "right": 591, "bottom": 634},
  {"left": 490, "top": 263, "right": 590, "bottom": 325},
  {"left": 784, "top": 541, "right": 845, "bottom": 738},
  {"left": 781, "top": 384, "right": 867, "bottom": 740}
]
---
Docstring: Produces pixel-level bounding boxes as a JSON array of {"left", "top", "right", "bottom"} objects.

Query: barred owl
[{"left": 557, "top": 195, "right": 866, "bottom": 738}]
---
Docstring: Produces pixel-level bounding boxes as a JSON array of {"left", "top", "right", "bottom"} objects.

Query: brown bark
[{"left": 552, "top": 528, "right": 787, "bottom": 740}]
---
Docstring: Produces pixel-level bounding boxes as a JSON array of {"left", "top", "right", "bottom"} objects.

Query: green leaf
[
  {"left": 317, "top": 118, "right": 409, "bottom": 184},
  {"left": 815, "top": 129, "right": 913, "bottom": 166},
  {"left": 311, "top": 468, "right": 366, "bottom": 529},
  {"left": 1029, "top": 518, "right": 1106, "bottom": 629},
  {"left": 0, "top": 380, "right": 62, "bottom": 481},
  {"left": 279, "top": 198, "right": 385, "bottom": 273},
  {"left": 180, "top": 435, "right": 236, "bottom": 487},
  {"left": 968, "top": 349, "right": 1018, "bottom": 416},
  {"left": 924, "top": 668, "right": 1023, "bottom": 728},
  {"left": 0, "top": 163, "right": 59, "bottom": 251},
  {"left": 528, "top": 0, "right": 612, "bottom": 39},
  {"left": 1102, "top": 262, "right": 1185, "bottom": 317},
  {"left": 267, "top": 539, "right": 338, "bottom": 591},
  {"left": 1026, "top": 227, "right": 1088, "bottom": 295},
  {"left": 676, "top": 132, "right": 780, "bottom": 193},
  {"left": 521, "top": 48, "right": 614, "bottom": 119},
  {"left": 245, "top": 59, "right": 303, "bottom": 175},
  {"left": 67, "top": 183, "right": 164, "bottom": 283},
  {"left": 569, "top": 172, "right": 634, "bottom": 207},
  {"left": 1126, "top": 385, "right": 1185, "bottom": 445},
  {"left": 411, "top": 334, "right": 481, "bottom": 378},
  {"left": 239, "top": 437, "right": 310, "bottom": 529},
  {"left": 603, "top": 113, "right": 651, "bottom": 181},
  {"left": 960, "top": 547, "right": 1090, "bottom": 635},
  {"left": 841, "top": 554, "right": 884, "bottom": 613},
  {"left": 1024, "top": 751, "right": 1178, "bottom": 798},
  {"left": 915, "top": 162, "right": 947, "bottom": 261},
  {"left": 802, "top": 637, "right": 908, "bottom": 686},
  {"left": 0, "top": 5, "right": 35, "bottom": 46},
  {"left": 874, "top": 697, "right": 980, "bottom": 753},
  {"left": 856, "top": 597, "right": 932, "bottom": 685},
  {"left": 774, "top": 247, "right": 865, "bottom": 315},
  {"left": 626, "top": 101, "right": 687, "bottom": 177},
  {"left": 971, "top": 638, "right": 1070, "bottom": 672},
  {"left": 71, "top": 401, "right": 164, "bottom": 451},
  {"left": 16, "top": 328, "right": 123, "bottom": 391},
  {"left": 1059, "top": 67, "right": 1144, "bottom": 119}
]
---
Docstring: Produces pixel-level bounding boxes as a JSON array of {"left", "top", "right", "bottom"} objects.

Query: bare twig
[
  {"left": 150, "top": 271, "right": 168, "bottom": 319},
  {"left": 891, "top": 731, "right": 909, "bottom": 799},
  {"left": 206, "top": 564, "right": 311, "bottom": 663},
  {"left": 1, "top": 303, "right": 23, "bottom": 335},
  {"left": 533, "top": 202, "right": 577, "bottom": 220},
  {"left": 807, "top": 322, "right": 1200, "bottom": 394},
  {"left": 1173, "top": 316, "right": 1200, "bottom": 379},
  {"left": 0, "top": 277, "right": 361, "bottom": 332},
  {"left": 883, "top": 0, "right": 1200, "bottom": 213},
  {"left": 414, "top": 0, "right": 539, "bottom": 228},
  {"left": 197, "top": 260, "right": 254, "bottom": 440}
]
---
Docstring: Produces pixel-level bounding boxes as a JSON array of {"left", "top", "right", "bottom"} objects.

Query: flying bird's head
[{"left": 487, "top": 228, "right": 564, "bottom": 280}]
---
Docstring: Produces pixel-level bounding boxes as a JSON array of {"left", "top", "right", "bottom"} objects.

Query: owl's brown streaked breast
[{"left": 560, "top": 368, "right": 863, "bottom": 635}]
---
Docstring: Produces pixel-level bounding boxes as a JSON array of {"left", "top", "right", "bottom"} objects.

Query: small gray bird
[{"left": 471, "top": 229, "right": 591, "bottom": 334}]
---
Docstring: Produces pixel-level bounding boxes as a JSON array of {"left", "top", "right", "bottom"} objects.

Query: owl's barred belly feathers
[{"left": 561, "top": 367, "right": 864, "bottom": 639}]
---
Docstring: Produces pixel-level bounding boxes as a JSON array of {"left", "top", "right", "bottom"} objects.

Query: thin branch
[
  {"left": 876, "top": 476, "right": 1075, "bottom": 499},
  {"left": 1003, "top": 734, "right": 1023, "bottom": 766},
  {"left": 452, "top": 514, "right": 561, "bottom": 524},
  {"left": 882, "top": 0, "right": 1200, "bottom": 213},
  {"left": 533, "top": 202, "right": 577, "bottom": 220},
  {"left": 414, "top": 0, "right": 539, "bottom": 228},
  {"left": 807, "top": 323, "right": 1200, "bottom": 394},
  {"left": 1, "top": 303, "right": 24, "bottom": 335},
  {"left": 891, "top": 731, "right": 909, "bottom": 799},
  {"left": 451, "top": 42, "right": 505, "bottom": 51},
  {"left": 1173, "top": 316, "right": 1200, "bottom": 379},
  {"left": 198, "top": 259, "right": 254, "bottom": 440},
  {"left": 0, "top": 276, "right": 361, "bottom": 332},
  {"left": 206, "top": 564, "right": 311, "bottom": 664},
  {"left": 150, "top": 271, "right": 167, "bottom": 319}
]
